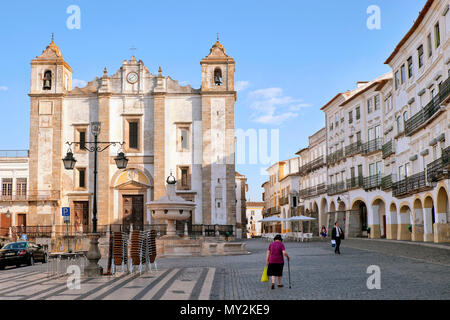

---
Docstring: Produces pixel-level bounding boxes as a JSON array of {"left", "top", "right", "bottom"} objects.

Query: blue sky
[{"left": 0, "top": 0, "right": 427, "bottom": 201}]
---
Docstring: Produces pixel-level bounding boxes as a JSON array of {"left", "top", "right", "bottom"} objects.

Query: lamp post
[{"left": 62, "top": 121, "right": 128, "bottom": 277}]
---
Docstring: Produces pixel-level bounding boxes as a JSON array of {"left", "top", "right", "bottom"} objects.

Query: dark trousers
[{"left": 335, "top": 238, "right": 341, "bottom": 253}]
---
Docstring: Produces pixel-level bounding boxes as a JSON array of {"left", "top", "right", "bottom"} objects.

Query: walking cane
[{"left": 288, "top": 258, "right": 291, "bottom": 289}]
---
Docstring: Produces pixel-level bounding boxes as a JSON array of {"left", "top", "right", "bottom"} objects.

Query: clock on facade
[{"left": 127, "top": 72, "right": 139, "bottom": 84}]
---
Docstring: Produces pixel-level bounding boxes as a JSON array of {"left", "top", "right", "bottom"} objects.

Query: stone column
[
  {"left": 412, "top": 207, "right": 424, "bottom": 242},
  {"left": 386, "top": 208, "right": 398, "bottom": 240},
  {"left": 434, "top": 210, "right": 450, "bottom": 243},
  {"left": 153, "top": 93, "right": 166, "bottom": 200},
  {"left": 397, "top": 210, "right": 411, "bottom": 240},
  {"left": 368, "top": 205, "right": 381, "bottom": 239},
  {"left": 423, "top": 207, "right": 434, "bottom": 242}
]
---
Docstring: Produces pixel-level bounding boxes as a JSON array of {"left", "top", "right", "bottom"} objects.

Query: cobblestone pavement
[{"left": 0, "top": 238, "right": 448, "bottom": 300}]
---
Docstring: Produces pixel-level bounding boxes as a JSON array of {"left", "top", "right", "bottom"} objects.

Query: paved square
[{"left": 0, "top": 239, "right": 448, "bottom": 300}]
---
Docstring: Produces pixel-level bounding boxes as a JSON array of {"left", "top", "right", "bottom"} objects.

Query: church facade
[{"left": 26, "top": 39, "right": 241, "bottom": 235}]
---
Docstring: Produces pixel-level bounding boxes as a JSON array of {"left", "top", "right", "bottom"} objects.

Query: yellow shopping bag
[{"left": 261, "top": 266, "right": 269, "bottom": 283}]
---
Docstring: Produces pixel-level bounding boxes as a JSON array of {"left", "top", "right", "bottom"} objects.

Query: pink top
[{"left": 268, "top": 241, "right": 285, "bottom": 264}]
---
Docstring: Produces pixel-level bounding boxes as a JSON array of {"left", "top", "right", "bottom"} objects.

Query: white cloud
[
  {"left": 72, "top": 79, "right": 87, "bottom": 88},
  {"left": 247, "top": 87, "right": 311, "bottom": 125},
  {"left": 0, "top": 86, "right": 8, "bottom": 91},
  {"left": 236, "top": 80, "right": 250, "bottom": 92}
]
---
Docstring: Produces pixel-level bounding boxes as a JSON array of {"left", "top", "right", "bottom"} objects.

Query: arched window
[
  {"left": 214, "top": 68, "right": 222, "bottom": 86},
  {"left": 43, "top": 71, "right": 52, "bottom": 90}
]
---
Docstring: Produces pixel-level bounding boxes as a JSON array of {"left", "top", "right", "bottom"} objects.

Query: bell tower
[
  {"left": 28, "top": 37, "right": 72, "bottom": 225},
  {"left": 200, "top": 40, "right": 237, "bottom": 228}
]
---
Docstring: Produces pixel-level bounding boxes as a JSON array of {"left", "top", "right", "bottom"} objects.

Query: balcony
[
  {"left": 346, "top": 176, "right": 364, "bottom": 190},
  {"left": 299, "top": 183, "right": 327, "bottom": 199},
  {"left": 0, "top": 190, "right": 60, "bottom": 202},
  {"left": 405, "top": 77, "right": 449, "bottom": 136},
  {"left": 345, "top": 141, "right": 363, "bottom": 157},
  {"left": 442, "top": 146, "right": 450, "bottom": 168},
  {"left": 267, "top": 207, "right": 281, "bottom": 216},
  {"left": 327, "top": 181, "right": 347, "bottom": 196},
  {"left": 439, "top": 76, "right": 450, "bottom": 104},
  {"left": 316, "top": 183, "right": 327, "bottom": 195},
  {"left": 361, "top": 138, "right": 383, "bottom": 155},
  {"left": 298, "top": 156, "right": 325, "bottom": 176},
  {"left": 363, "top": 174, "right": 382, "bottom": 190},
  {"left": 279, "top": 196, "right": 289, "bottom": 206},
  {"left": 392, "top": 171, "right": 429, "bottom": 198},
  {"left": 427, "top": 148, "right": 450, "bottom": 183},
  {"left": 381, "top": 174, "right": 394, "bottom": 190},
  {"left": 382, "top": 139, "right": 395, "bottom": 159},
  {"left": 327, "top": 148, "right": 344, "bottom": 166}
]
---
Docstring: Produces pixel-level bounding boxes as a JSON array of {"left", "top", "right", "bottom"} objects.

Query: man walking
[{"left": 331, "top": 222, "right": 344, "bottom": 254}]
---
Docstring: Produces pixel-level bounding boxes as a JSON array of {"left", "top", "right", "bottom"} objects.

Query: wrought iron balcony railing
[
  {"left": 382, "top": 139, "right": 395, "bottom": 159},
  {"left": 316, "top": 183, "right": 327, "bottom": 195},
  {"left": 439, "top": 76, "right": 450, "bottom": 103},
  {"left": 345, "top": 141, "right": 363, "bottom": 157},
  {"left": 381, "top": 174, "right": 395, "bottom": 190},
  {"left": 279, "top": 196, "right": 289, "bottom": 206},
  {"left": 363, "top": 174, "right": 382, "bottom": 190},
  {"left": 327, "top": 181, "right": 347, "bottom": 196},
  {"left": 346, "top": 176, "right": 364, "bottom": 190},
  {"left": 300, "top": 156, "right": 326, "bottom": 175},
  {"left": 299, "top": 183, "right": 327, "bottom": 199},
  {"left": 405, "top": 77, "right": 449, "bottom": 136},
  {"left": 392, "top": 171, "right": 428, "bottom": 198},
  {"left": 327, "top": 148, "right": 344, "bottom": 165},
  {"left": 267, "top": 207, "right": 281, "bottom": 216},
  {"left": 427, "top": 150, "right": 450, "bottom": 183},
  {"left": 443, "top": 146, "right": 450, "bottom": 168},
  {"left": 362, "top": 138, "right": 383, "bottom": 154}
]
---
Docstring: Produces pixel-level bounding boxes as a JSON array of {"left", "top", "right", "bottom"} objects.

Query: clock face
[{"left": 127, "top": 72, "right": 139, "bottom": 84}]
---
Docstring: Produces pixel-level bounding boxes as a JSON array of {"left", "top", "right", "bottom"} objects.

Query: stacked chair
[
  {"left": 129, "top": 230, "right": 147, "bottom": 274},
  {"left": 108, "top": 229, "right": 158, "bottom": 275},
  {"left": 146, "top": 230, "right": 158, "bottom": 271},
  {"left": 111, "top": 232, "right": 129, "bottom": 274}
]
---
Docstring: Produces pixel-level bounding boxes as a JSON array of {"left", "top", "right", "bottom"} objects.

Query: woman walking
[
  {"left": 266, "top": 234, "right": 290, "bottom": 289},
  {"left": 320, "top": 225, "right": 327, "bottom": 240}
]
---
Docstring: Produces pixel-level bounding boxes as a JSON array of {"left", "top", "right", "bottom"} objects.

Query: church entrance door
[{"left": 122, "top": 195, "right": 144, "bottom": 232}]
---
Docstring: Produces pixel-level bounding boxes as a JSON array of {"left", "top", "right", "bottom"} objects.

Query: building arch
[
  {"left": 350, "top": 197, "right": 366, "bottom": 210},
  {"left": 434, "top": 187, "right": 450, "bottom": 242},
  {"left": 387, "top": 202, "right": 398, "bottom": 239},
  {"left": 436, "top": 187, "right": 449, "bottom": 224},
  {"left": 349, "top": 199, "right": 368, "bottom": 237},
  {"left": 319, "top": 197, "right": 328, "bottom": 231},
  {"left": 398, "top": 204, "right": 412, "bottom": 241},
  {"left": 371, "top": 198, "right": 386, "bottom": 238}
]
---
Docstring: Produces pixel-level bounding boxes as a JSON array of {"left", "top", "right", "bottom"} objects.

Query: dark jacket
[{"left": 331, "top": 226, "right": 345, "bottom": 240}]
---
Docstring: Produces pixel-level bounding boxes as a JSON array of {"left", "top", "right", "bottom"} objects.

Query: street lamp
[{"left": 62, "top": 121, "right": 128, "bottom": 277}]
